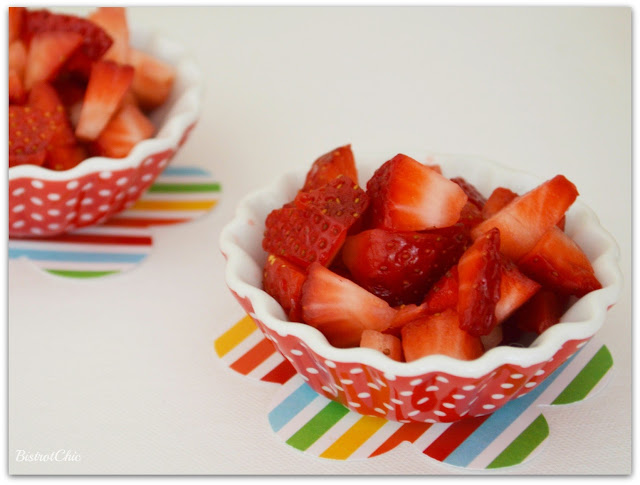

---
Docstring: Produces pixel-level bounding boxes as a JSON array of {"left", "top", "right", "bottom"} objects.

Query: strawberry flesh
[
  {"left": 495, "top": 256, "right": 540, "bottom": 323},
  {"left": 508, "top": 288, "right": 570, "bottom": 335},
  {"left": 422, "top": 266, "right": 459, "bottom": 314},
  {"left": 302, "top": 144, "right": 358, "bottom": 191},
  {"left": 360, "top": 329, "right": 403, "bottom": 362},
  {"left": 262, "top": 254, "right": 306, "bottom": 322},
  {"left": 451, "top": 176, "right": 486, "bottom": 210},
  {"left": 24, "top": 31, "right": 83, "bottom": 90},
  {"left": 482, "top": 186, "right": 518, "bottom": 219},
  {"left": 9, "top": 105, "right": 54, "bottom": 167}
]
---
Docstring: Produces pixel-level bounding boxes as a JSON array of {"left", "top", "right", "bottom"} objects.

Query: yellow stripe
[
  {"left": 131, "top": 200, "right": 218, "bottom": 211},
  {"left": 214, "top": 315, "right": 257, "bottom": 357},
  {"left": 319, "top": 415, "right": 387, "bottom": 460}
]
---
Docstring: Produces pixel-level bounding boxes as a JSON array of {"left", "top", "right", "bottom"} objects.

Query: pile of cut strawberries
[
  {"left": 261, "top": 145, "right": 602, "bottom": 362},
  {"left": 8, "top": 7, "right": 175, "bottom": 170}
]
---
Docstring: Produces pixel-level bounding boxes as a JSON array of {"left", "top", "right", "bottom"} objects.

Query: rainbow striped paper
[
  {"left": 215, "top": 314, "right": 613, "bottom": 470},
  {"left": 8, "top": 166, "right": 221, "bottom": 279}
]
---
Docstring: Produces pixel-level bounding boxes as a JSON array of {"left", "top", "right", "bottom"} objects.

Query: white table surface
[{"left": 7, "top": 5, "right": 631, "bottom": 475}]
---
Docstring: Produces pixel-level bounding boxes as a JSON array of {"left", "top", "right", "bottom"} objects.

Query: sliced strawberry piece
[
  {"left": 342, "top": 224, "right": 469, "bottom": 306},
  {"left": 451, "top": 176, "right": 486, "bottom": 210},
  {"left": 422, "top": 266, "right": 459, "bottom": 314},
  {"left": 9, "top": 7, "right": 26, "bottom": 43},
  {"left": 456, "top": 201, "right": 484, "bottom": 232},
  {"left": 8, "top": 105, "right": 54, "bottom": 167},
  {"left": 495, "top": 257, "right": 540, "bottom": 323},
  {"left": 263, "top": 204, "right": 347, "bottom": 270},
  {"left": 401, "top": 309, "right": 484, "bottom": 362},
  {"left": 75, "top": 60, "right": 134, "bottom": 141},
  {"left": 480, "top": 324, "right": 503, "bottom": 351},
  {"left": 294, "top": 174, "right": 369, "bottom": 229},
  {"left": 457, "top": 227, "right": 502, "bottom": 337},
  {"left": 9, "top": 70, "right": 26, "bottom": 105},
  {"left": 9, "top": 40, "right": 28, "bottom": 82},
  {"left": 302, "top": 144, "right": 358, "bottom": 191},
  {"left": 88, "top": 7, "right": 129, "bottom": 64},
  {"left": 52, "top": 76, "right": 87, "bottom": 127},
  {"left": 366, "top": 154, "right": 468, "bottom": 231},
  {"left": 301, "top": 263, "right": 397, "bottom": 348},
  {"left": 360, "top": 329, "right": 403, "bottom": 362},
  {"left": 424, "top": 163, "right": 442, "bottom": 174},
  {"left": 91, "top": 103, "right": 155, "bottom": 158},
  {"left": 262, "top": 254, "right": 306, "bottom": 322},
  {"left": 509, "top": 288, "right": 570, "bottom": 335},
  {"left": 385, "top": 303, "right": 431, "bottom": 336},
  {"left": 482, "top": 186, "right": 518, "bottom": 219},
  {"left": 127, "top": 48, "right": 177, "bottom": 111},
  {"left": 24, "top": 31, "right": 83, "bottom": 90},
  {"left": 471, "top": 175, "right": 579, "bottom": 261},
  {"left": 45, "top": 144, "right": 88, "bottom": 171},
  {"left": 28, "top": 81, "right": 76, "bottom": 148},
  {"left": 518, "top": 226, "right": 601, "bottom": 297}
]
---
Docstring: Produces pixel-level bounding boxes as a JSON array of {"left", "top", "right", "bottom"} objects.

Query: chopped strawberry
[
  {"left": 360, "top": 329, "right": 403, "bottom": 362},
  {"left": 52, "top": 76, "right": 87, "bottom": 127},
  {"left": 88, "top": 7, "right": 129, "bottom": 64},
  {"left": 456, "top": 201, "right": 484, "bottom": 232},
  {"left": 422, "top": 266, "right": 459, "bottom": 314},
  {"left": 457, "top": 227, "right": 502, "bottom": 337},
  {"left": 495, "top": 257, "right": 540, "bottom": 323},
  {"left": 28, "top": 82, "right": 76, "bottom": 148},
  {"left": 301, "top": 263, "right": 397, "bottom": 348},
  {"left": 9, "top": 70, "right": 26, "bottom": 105},
  {"left": 302, "top": 144, "right": 358, "bottom": 191},
  {"left": 401, "top": 309, "right": 484, "bottom": 362},
  {"left": 294, "top": 174, "right": 369, "bottom": 229},
  {"left": 471, "top": 175, "right": 579, "bottom": 261},
  {"left": 366, "top": 154, "right": 468, "bottom": 231},
  {"left": 424, "top": 163, "right": 442, "bottom": 174},
  {"left": 518, "top": 226, "right": 601, "bottom": 297},
  {"left": 385, "top": 303, "right": 431, "bottom": 336},
  {"left": 342, "top": 225, "right": 469, "bottom": 306},
  {"left": 262, "top": 254, "right": 306, "bottom": 322},
  {"left": 480, "top": 324, "right": 503, "bottom": 351},
  {"left": 9, "top": 7, "right": 26, "bottom": 43},
  {"left": 451, "top": 176, "right": 486, "bottom": 210},
  {"left": 91, "top": 103, "right": 155, "bottom": 158},
  {"left": 127, "top": 48, "right": 177, "bottom": 111},
  {"left": 9, "top": 40, "right": 28, "bottom": 82},
  {"left": 262, "top": 204, "right": 347, "bottom": 270},
  {"left": 75, "top": 60, "right": 134, "bottom": 141},
  {"left": 482, "top": 186, "right": 518, "bottom": 219},
  {"left": 8, "top": 105, "right": 54, "bottom": 167},
  {"left": 509, "top": 288, "right": 570, "bottom": 335},
  {"left": 24, "top": 31, "right": 83, "bottom": 90},
  {"left": 45, "top": 144, "right": 88, "bottom": 171}
]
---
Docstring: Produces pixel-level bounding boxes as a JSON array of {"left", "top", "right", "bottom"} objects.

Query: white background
[{"left": 7, "top": 5, "right": 631, "bottom": 475}]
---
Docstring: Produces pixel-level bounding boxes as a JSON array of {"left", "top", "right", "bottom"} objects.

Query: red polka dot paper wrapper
[
  {"left": 215, "top": 314, "right": 613, "bottom": 470},
  {"left": 8, "top": 165, "right": 221, "bottom": 278}
]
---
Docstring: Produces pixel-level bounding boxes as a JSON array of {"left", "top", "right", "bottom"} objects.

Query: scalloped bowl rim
[
  {"left": 8, "top": 28, "right": 202, "bottom": 182},
  {"left": 221, "top": 152, "right": 623, "bottom": 379}
]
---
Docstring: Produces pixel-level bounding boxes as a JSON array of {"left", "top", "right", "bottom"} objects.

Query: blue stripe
[
  {"left": 443, "top": 348, "right": 582, "bottom": 467},
  {"left": 160, "top": 166, "right": 209, "bottom": 176},
  {"left": 269, "top": 383, "right": 319, "bottom": 432},
  {"left": 9, "top": 248, "right": 147, "bottom": 264}
]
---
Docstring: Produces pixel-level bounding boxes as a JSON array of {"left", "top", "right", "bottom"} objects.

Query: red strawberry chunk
[
  {"left": 9, "top": 40, "right": 28, "bottom": 82},
  {"left": 457, "top": 227, "right": 502, "bottom": 337},
  {"left": 128, "top": 48, "right": 177, "bottom": 111},
  {"left": 8, "top": 105, "right": 55, "bottom": 167},
  {"left": 456, "top": 201, "right": 484, "bottom": 232},
  {"left": 471, "top": 175, "right": 579, "bottom": 261},
  {"left": 385, "top": 303, "right": 431, "bottom": 336},
  {"left": 75, "top": 60, "right": 134, "bottom": 141},
  {"left": 24, "top": 31, "right": 83, "bottom": 90},
  {"left": 342, "top": 224, "right": 469, "bottom": 306},
  {"left": 422, "top": 266, "right": 459, "bottom": 314},
  {"left": 482, "top": 186, "right": 518, "bottom": 219},
  {"left": 45, "top": 144, "right": 88, "bottom": 171},
  {"left": 294, "top": 174, "right": 369, "bottom": 229},
  {"left": 28, "top": 82, "right": 76, "bottom": 148},
  {"left": 495, "top": 257, "right": 540, "bottom": 323},
  {"left": 451, "top": 176, "right": 487, "bottom": 210},
  {"left": 509, "top": 288, "right": 570, "bottom": 335},
  {"left": 88, "top": 7, "right": 129, "bottom": 64},
  {"left": 366, "top": 154, "right": 468, "bottom": 231},
  {"left": 9, "top": 70, "right": 26, "bottom": 105},
  {"left": 301, "top": 263, "right": 397, "bottom": 348},
  {"left": 9, "top": 7, "right": 26, "bottom": 43},
  {"left": 518, "top": 226, "right": 601, "bottom": 297},
  {"left": 263, "top": 204, "right": 347, "bottom": 270},
  {"left": 360, "top": 329, "right": 403, "bottom": 362},
  {"left": 262, "top": 254, "right": 306, "bottom": 322},
  {"left": 302, "top": 144, "right": 358, "bottom": 191},
  {"left": 91, "top": 103, "right": 155, "bottom": 158},
  {"left": 401, "top": 309, "right": 484, "bottom": 362}
]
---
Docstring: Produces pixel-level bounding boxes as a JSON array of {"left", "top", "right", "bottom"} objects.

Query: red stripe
[
  {"left": 46, "top": 233, "right": 152, "bottom": 245},
  {"left": 423, "top": 414, "right": 490, "bottom": 461},
  {"left": 261, "top": 359, "right": 297, "bottom": 384},
  {"left": 369, "top": 422, "right": 431, "bottom": 457},
  {"left": 230, "top": 338, "right": 276, "bottom": 375},
  {"left": 104, "top": 217, "right": 188, "bottom": 228}
]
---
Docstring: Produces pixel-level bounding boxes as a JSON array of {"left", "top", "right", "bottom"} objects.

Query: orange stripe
[
  {"left": 369, "top": 422, "right": 432, "bottom": 457},
  {"left": 229, "top": 338, "right": 276, "bottom": 375},
  {"left": 130, "top": 199, "right": 217, "bottom": 211}
]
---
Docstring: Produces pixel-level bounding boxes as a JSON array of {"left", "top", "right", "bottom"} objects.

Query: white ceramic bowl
[
  {"left": 8, "top": 28, "right": 203, "bottom": 238},
  {"left": 220, "top": 152, "right": 623, "bottom": 423}
]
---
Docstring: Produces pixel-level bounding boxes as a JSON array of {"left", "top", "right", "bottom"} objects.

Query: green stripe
[
  {"left": 487, "top": 414, "right": 549, "bottom": 469},
  {"left": 285, "top": 401, "right": 349, "bottom": 451},
  {"left": 46, "top": 269, "right": 119, "bottom": 278},
  {"left": 147, "top": 183, "right": 221, "bottom": 193},
  {"left": 552, "top": 345, "right": 613, "bottom": 405}
]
